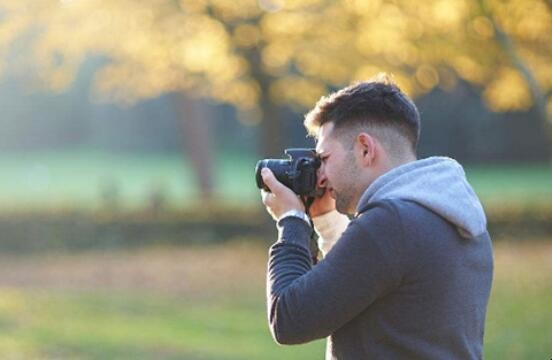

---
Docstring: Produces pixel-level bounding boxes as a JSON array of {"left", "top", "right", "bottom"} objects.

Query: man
[{"left": 260, "top": 74, "right": 493, "bottom": 359}]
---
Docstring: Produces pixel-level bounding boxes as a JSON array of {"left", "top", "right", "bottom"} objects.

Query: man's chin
[
  {"left": 335, "top": 197, "right": 353, "bottom": 215},
  {"left": 335, "top": 197, "right": 349, "bottom": 214}
]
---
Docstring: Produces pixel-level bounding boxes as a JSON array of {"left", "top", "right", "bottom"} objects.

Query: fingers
[
  {"left": 260, "top": 189, "right": 277, "bottom": 220},
  {"left": 261, "top": 189, "right": 273, "bottom": 206},
  {"left": 260, "top": 168, "right": 286, "bottom": 195},
  {"left": 259, "top": 167, "right": 306, "bottom": 220}
]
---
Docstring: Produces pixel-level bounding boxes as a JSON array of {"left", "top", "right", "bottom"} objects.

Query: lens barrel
[
  {"left": 255, "top": 148, "right": 320, "bottom": 197},
  {"left": 255, "top": 159, "right": 293, "bottom": 191}
]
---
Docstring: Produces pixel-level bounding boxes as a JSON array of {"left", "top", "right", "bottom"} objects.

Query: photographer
[{"left": 259, "top": 74, "right": 493, "bottom": 359}]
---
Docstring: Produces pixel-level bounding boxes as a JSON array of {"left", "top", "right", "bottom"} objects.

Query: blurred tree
[
  {"left": 0, "top": 0, "right": 550, "bottom": 199},
  {"left": 252, "top": 0, "right": 552, "bottom": 153}
]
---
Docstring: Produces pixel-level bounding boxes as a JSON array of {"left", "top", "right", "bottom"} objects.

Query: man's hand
[
  {"left": 260, "top": 168, "right": 305, "bottom": 221},
  {"left": 307, "top": 188, "right": 336, "bottom": 218}
]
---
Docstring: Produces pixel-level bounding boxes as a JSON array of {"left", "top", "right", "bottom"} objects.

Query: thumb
[{"left": 261, "top": 168, "right": 287, "bottom": 195}]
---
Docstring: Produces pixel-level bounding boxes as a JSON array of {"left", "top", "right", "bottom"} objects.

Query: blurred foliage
[
  {"left": 0, "top": 0, "right": 550, "bottom": 120},
  {"left": 0, "top": 202, "right": 549, "bottom": 252},
  {"left": 0, "top": 208, "right": 265, "bottom": 252}
]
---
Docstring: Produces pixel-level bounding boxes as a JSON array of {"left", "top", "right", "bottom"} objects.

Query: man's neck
[
  {"left": 350, "top": 154, "right": 417, "bottom": 215},
  {"left": 389, "top": 152, "right": 417, "bottom": 169}
]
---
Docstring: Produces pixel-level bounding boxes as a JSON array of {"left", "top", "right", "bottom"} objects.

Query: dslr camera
[{"left": 255, "top": 148, "right": 321, "bottom": 198}]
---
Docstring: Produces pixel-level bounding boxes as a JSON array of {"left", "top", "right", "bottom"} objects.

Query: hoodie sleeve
[{"left": 266, "top": 201, "right": 404, "bottom": 345}]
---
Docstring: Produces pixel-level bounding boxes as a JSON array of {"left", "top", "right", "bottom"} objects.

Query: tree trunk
[
  {"left": 243, "top": 44, "right": 284, "bottom": 157},
  {"left": 544, "top": 0, "right": 552, "bottom": 15},
  {"left": 205, "top": 10, "right": 285, "bottom": 158},
  {"left": 176, "top": 94, "right": 214, "bottom": 199},
  {"left": 259, "top": 89, "right": 284, "bottom": 157},
  {"left": 479, "top": 0, "right": 552, "bottom": 159}
]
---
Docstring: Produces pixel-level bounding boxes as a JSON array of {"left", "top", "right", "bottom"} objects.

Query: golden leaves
[
  {"left": 262, "top": 41, "right": 294, "bottom": 72},
  {"left": 484, "top": 67, "right": 532, "bottom": 111},
  {"left": 270, "top": 77, "right": 325, "bottom": 107},
  {"left": 471, "top": 16, "right": 494, "bottom": 39},
  {"left": 0, "top": 0, "right": 550, "bottom": 117},
  {"left": 415, "top": 65, "right": 440, "bottom": 90},
  {"left": 258, "top": 0, "right": 285, "bottom": 13},
  {"left": 233, "top": 24, "right": 261, "bottom": 48},
  {"left": 452, "top": 56, "right": 486, "bottom": 85},
  {"left": 431, "top": 0, "right": 466, "bottom": 29}
]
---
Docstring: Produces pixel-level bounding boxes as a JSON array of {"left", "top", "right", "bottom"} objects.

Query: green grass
[
  {"left": 0, "top": 151, "right": 258, "bottom": 210},
  {"left": 0, "top": 150, "right": 550, "bottom": 210},
  {"left": 0, "top": 290, "right": 324, "bottom": 359},
  {"left": 465, "top": 165, "right": 552, "bottom": 206},
  {"left": 483, "top": 241, "right": 552, "bottom": 359},
  {"left": 0, "top": 240, "right": 550, "bottom": 359}
]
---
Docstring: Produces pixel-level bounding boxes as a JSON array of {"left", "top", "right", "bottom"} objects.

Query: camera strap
[
  {"left": 303, "top": 195, "right": 315, "bottom": 215},
  {"left": 303, "top": 196, "right": 320, "bottom": 265}
]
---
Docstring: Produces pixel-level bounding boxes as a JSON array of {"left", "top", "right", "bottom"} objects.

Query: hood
[{"left": 356, "top": 156, "right": 487, "bottom": 239}]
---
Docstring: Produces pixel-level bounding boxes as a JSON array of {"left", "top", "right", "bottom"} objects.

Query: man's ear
[{"left": 356, "top": 132, "right": 376, "bottom": 166}]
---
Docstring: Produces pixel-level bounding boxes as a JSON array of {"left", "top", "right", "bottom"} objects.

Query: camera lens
[
  {"left": 255, "top": 160, "right": 269, "bottom": 190},
  {"left": 255, "top": 159, "right": 293, "bottom": 191}
]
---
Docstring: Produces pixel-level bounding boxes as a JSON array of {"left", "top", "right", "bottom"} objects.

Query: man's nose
[{"left": 317, "top": 166, "right": 327, "bottom": 188}]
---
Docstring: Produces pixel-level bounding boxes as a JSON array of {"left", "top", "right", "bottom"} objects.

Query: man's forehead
[{"left": 315, "top": 123, "right": 334, "bottom": 153}]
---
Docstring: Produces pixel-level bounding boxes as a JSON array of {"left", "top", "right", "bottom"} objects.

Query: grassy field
[
  {"left": 0, "top": 242, "right": 323, "bottom": 359},
  {"left": 484, "top": 240, "right": 552, "bottom": 360},
  {"left": 0, "top": 151, "right": 258, "bottom": 210},
  {"left": 0, "top": 239, "right": 550, "bottom": 359},
  {"left": 465, "top": 165, "right": 552, "bottom": 207},
  {"left": 0, "top": 151, "right": 549, "bottom": 358},
  {"left": 0, "top": 151, "right": 550, "bottom": 210}
]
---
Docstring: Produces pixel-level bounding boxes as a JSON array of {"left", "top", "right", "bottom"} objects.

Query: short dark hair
[{"left": 304, "top": 74, "right": 421, "bottom": 153}]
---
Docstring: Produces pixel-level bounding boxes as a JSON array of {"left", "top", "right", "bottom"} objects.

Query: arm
[
  {"left": 312, "top": 210, "right": 350, "bottom": 256},
  {"left": 259, "top": 169, "right": 403, "bottom": 344},
  {"left": 267, "top": 202, "right": 404, "bottom": 345},
  {"left": 307, "top": 185, "right": 350, "bottom": 256}
]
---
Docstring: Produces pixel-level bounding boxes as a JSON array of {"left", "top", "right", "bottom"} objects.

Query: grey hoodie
[
  {"left": 267, "top": 156, "right": 494, "bottom": 359},
  {"left": 358, "top": 156, "right": 487, "bottom": 238}
]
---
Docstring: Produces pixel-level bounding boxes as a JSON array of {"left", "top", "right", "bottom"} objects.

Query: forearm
[
  {"left": 268, "top": 217, "right": 313, "bottom": 297},
  {"left": 266, "top": 202, "right": 404, "bottom": 346},
  {"left": 266, "top": 214, "right": 358, "bottom": 345},
  {"left": 267, "top": 217, "right": 315, "bottom": 344}
]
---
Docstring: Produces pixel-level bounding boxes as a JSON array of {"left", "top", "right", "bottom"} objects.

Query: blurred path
[{"left": 0, "top": 241, "right": 268, "bottom": 300}]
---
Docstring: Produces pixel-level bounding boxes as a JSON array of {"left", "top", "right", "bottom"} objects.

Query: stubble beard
[
  {"left": 333, "top": 154, "right": 360, "bottom": 215},
  {"left": 335, "top": 191, "right": 354, "bottom": 214}
]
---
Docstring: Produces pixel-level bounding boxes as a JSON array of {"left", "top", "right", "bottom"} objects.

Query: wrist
[{"left": 279, "top": 209, "right": 311, "bottom": 226}]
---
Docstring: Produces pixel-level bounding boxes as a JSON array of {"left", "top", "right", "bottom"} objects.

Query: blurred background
[{"left": 0, "top": 0, "right": 550, "bottom": 358}]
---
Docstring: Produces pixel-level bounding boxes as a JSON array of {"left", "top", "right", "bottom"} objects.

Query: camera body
[{"left": 255, "top": 148, "right": 321, "bottom": 197}]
